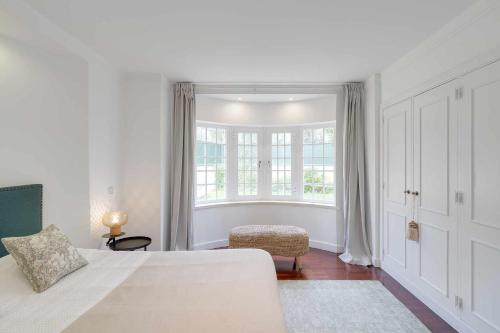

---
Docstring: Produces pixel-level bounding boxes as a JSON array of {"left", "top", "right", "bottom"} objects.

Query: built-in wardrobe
[{"left": 381, "top": 59, "right": 500, "bottom": 333}]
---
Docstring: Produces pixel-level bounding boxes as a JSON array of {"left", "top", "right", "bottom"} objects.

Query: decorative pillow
[{"left": 1, "top": 224, "right": 88, "bottom": 292}]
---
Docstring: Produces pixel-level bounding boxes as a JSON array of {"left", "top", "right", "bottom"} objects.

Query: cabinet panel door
[
  {"left": 413, "top": 81, "right": 459, "bottom": 314},
  {"left": 383, "top": 99, "right": 413, "bottom": 272},
  {"left": 460, "top": 60, "right": 500, "bottom": 333}
]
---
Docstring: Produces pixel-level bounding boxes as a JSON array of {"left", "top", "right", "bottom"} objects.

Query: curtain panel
[
  {"left": 339, "top": 83, "right": 372, "bottom": 266},
  {"left": 170, "top": 82, "right": 196, "bottom": 250}
]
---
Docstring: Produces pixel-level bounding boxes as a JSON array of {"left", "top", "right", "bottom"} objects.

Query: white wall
[
  {"left": 88, "top": 62, "right": 120, "bottom": 247},
  {"left": 197, "top": 95, "right": 336, "bottom": 126},
  {"left": 117, "top": 73, "right": 169, "bottom": 251},
  {"left": 0, "top": 36, "right": 90, "bottom": 246},
  {"left": 364, "top": 74, "right": 381, "bottom": 266},
  {"left": 0, "top": 1, "right": 121, "bottom": 247},
  {"left": 194, "top": 92, "right": 344, "bottom": 252},
  {"left": 194, "top": 204, "right": 340, "bottom": 252},
  {"left": 381, "top": 0, "right": 500, "bottom": 104}
]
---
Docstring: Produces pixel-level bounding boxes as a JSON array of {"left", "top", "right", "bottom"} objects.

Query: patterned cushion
[{"left": 1, "top": 224, "right": 88, "bottom": 292}]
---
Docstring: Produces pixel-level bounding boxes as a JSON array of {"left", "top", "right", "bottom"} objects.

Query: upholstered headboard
[{"left": 0, "top": 184, "right": 43, "bottom": 257}]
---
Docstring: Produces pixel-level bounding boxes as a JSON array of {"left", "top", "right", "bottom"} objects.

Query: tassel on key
[{"left": 407, "top": 221, "right": 419, "bottom": 241}]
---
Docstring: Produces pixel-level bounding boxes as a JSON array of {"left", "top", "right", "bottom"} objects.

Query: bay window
[
  {"left": 196, "top": 126, "right": 226, "bottom": 202},
  {"left": 195, "top": 122, "right": 335, "bottom": 205}
]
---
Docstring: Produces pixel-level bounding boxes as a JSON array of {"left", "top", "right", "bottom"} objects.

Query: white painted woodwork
[
  {"left": 413, "top": 81, "right": 459, "bottom": 314},
  {"left": 460, "top": 60, "right": 500, "bottom": 333},
  {"left": 382, "top": 99, "right": 412, "bottom": 272},
  {"left": 382, "top": 60, "right": 500, "bottom": 333}
]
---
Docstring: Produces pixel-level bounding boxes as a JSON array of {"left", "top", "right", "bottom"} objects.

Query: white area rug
[{"left": 279, "top": 280, "right": 430, "bottom": 333}]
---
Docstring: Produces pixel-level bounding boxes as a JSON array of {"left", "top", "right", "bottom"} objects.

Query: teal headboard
[{"left": 0, "top": 184, "right": 43, "bottom": 257}]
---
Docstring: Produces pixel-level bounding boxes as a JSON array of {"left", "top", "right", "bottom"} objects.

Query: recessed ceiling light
[
  {"left": 237, "top": 97, "right": 242, "bottom": 101},
  {"left": 289, "top": 97, "right": 294, "bottom": 101}
]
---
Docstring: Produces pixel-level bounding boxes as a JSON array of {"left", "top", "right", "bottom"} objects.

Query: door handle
[
  {"left": 404, "top": 190, "right": 411, "bottom": 194},
  {"left": 411, "top": 191, "right": 419, "bottom": 196}
]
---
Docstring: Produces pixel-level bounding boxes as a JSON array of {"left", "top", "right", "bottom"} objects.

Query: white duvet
[
  {"left": 0, "top": 249, "right": 150, "bottom": 332},
  {"left": 0, "top": 249, "right": 286, "bottom": 333}
]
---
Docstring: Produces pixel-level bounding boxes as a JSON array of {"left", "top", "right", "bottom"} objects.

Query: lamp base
[{"left": 109, "top": 225, "right": 122, "bottom": 236}]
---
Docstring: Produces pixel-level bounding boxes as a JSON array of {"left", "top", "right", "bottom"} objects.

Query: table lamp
[{"left": 102, "top": 211, "right": 128, "bottom": 236}]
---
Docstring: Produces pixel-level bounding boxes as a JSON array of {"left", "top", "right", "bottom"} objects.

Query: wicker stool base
[{"left": 229, "top": 225, "right": 309, "bottom": 271}]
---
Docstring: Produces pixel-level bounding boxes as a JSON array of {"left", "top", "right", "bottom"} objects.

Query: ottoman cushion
[{"left": 229, "top": 225, "right": 309, "bottom": 257}]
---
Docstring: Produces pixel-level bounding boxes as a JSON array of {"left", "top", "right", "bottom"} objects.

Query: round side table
[{"left": 108, "top": 236, "right": 152, "bottom": 251}]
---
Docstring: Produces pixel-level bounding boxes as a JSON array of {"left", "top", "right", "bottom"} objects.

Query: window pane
[
  {"left": 303, "top": 145, "right": 313, "bottom": 157},
  {"left": 313, "top": 128, "right": 323, "bottom": 143},
  {"left": 197, "top": 172, "right": 206, "bottom": 185},
  {"left": 217, "top": 129, "right": 226, "bottom": 144},
  {"left": 196, "top": 126, "right": 226, "bottom": 202},
  {"left": 303, "top": 129, "right": 313, "bottom": 144},
  {"left": 272, "top": 131, "right": 292, "bottom": 196},
  {"left": 303, "top": 126, "right": 335, "bottom": 202},
  {"left": 196, "top": 185, "right": 206, "bottom": 201},
  {"left": 207, "top": 128, "right": 217, "bottom": 143},
  {"left": 238, "top": 132, "right": 258, "bottom": 196},
  {"left": 324, "top": 128, "right": 334, "bottom": 143}
]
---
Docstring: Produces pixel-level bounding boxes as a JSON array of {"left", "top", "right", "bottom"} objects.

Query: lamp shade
[{"left": 102, "top": 211, "right": 128, "bottom": 236}]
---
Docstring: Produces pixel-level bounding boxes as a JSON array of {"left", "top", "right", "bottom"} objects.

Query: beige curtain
[
  {"left": 170, "top": 83, "right": 196, "bottom": 250},
  {"left": 339, "top": 83, "right": 372, "bottom": 266}
]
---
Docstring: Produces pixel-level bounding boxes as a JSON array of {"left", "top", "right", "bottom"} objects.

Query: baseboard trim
[
  {"left": 381, "top": 262, "right": 477, "bottom": 333},
  {"left": 309, "top": 240, "right": 343, "bottom": 253},
  {"left": 192, "top": 239, "right": 229, "bottom": 250},
  {"left": 192, "top": 239, "right": 342, "bottom": 253}
]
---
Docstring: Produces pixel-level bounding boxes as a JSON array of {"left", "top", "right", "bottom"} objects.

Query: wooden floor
[{"left": 273, "top": 248, "right": 456, "bottom": 333}]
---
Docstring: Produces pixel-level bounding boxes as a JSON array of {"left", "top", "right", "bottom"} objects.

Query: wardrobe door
[
  {"left": 413, "top": 81, "right": 459, "bottom": 315},
  {"left": 382, "top": 99, "right": 413, "bottom": 275},
  {"left": 460, "top": 60, "right": 500, "bottom": 333}
]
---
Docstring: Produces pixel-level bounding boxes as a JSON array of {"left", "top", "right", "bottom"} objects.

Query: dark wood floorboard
[{"left": 273, "top": 248, "right": 456, "bottom": 333}]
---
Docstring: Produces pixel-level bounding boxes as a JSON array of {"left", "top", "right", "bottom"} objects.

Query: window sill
[{"left": 195, "top": 200, "right": 336, "bottom": 210}]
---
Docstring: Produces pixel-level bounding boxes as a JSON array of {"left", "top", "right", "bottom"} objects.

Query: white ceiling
[{"left": 24, "top": 0, "right": 475, "bottom": 82}]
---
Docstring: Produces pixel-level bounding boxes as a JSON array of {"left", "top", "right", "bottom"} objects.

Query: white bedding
[
  {"left": 0, "top": 249, "right": 286, "bottom": 333},
  {"left": 0, "top": 249, "right": 150, "bottom": 332}
]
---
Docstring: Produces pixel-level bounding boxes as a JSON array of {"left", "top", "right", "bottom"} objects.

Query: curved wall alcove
[{"left": 193, "top": 93, "right": 344, "bottom": 252}]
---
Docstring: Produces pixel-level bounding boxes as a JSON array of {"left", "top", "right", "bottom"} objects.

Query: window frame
[
  {"left": 195, "top": 121, "right": 336, "bottom": 206},
  {"left": 195, "top": 123, "right": 228, "bottom": 204},
  {"left": 232, "top": 127, "right": 263, "bottom": 201},
  {"left": 301, "top": 123, "right": 336, "bottom": 204}
]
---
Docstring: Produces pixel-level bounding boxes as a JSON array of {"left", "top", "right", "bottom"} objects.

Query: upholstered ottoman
[{"left": 229, "top": 225, "right": 309, "bottom": 271}]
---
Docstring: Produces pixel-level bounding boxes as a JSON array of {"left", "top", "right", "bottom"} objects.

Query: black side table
[
  {"left": 108, "top": 236, "right": 152, "bottom": 251},
  {"left": 103, "top": 232, "right": 126, "bottom": 248}
]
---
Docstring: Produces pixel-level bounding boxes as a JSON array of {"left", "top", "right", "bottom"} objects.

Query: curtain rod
[{"left": 193, "top": 83, "right": 351, "bottom": 95}]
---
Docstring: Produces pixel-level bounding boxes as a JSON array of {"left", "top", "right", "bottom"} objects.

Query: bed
[{"left": 0, "top": 185, "right": 287, "bottom": 333}]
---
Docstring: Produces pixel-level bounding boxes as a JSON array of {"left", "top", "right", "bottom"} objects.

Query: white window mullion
[
  {"left": 226, "top": 127, "right": 236, "bottom": 201},
  {"left": 293, "top": 127, "right": 302, "bottom": 202},
  {"left": 261, "top": 128, "right": 271, "bottom": 200}
]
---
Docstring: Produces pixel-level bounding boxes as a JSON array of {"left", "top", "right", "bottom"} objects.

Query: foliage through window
[
  {"left": 303, "top": 128, "right": 335, "bottom": 201},
  {"left": 271, "top": 132, "right": 292, "bottom": 196},
  {"left": 196, "top": 126, "right": 226, "bottom": 202}
]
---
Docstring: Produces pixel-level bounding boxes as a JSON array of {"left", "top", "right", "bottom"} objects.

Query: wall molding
[
  {"left": 382, "top": 261, "right": 477, "bottom": 333},
  {"left": 382, "top": 49, "right": 500, "bottom": 109},
  {"left": 192, "top": 239, "right": 343, "bottom": 253},
  {"left": 381, "top": 0, "right": 500, "bottom": 108}
]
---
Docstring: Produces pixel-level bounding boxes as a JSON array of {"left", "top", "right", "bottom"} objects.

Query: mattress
[{"left": 0, "top": 248, "right": 286, "bottom": 333}]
